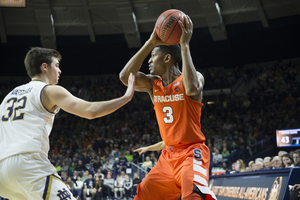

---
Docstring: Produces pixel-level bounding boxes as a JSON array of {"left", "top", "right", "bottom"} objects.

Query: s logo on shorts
[{"left": 193, "top": 149, "right": 202, "bottom": 160}]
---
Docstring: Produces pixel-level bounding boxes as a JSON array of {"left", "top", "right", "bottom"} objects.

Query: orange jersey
[{"left": 153, "top": 74, "right": 205, "bottom": 146}]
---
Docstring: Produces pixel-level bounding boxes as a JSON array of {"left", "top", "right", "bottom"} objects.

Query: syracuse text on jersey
[{"left": 154, "top": 93, "right": 184, "bottom": 103}]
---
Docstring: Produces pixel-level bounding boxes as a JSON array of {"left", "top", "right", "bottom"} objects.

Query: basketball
[{"left": 155, "top": 9, "right": 186, "bottom": 45}]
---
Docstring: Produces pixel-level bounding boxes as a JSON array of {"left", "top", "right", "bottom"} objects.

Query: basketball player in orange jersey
[{"left": 119, "top": 15, "right": 217, "bottom": 200}]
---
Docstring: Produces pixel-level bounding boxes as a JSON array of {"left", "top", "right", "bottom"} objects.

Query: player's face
[
  {"left": 47, "top": 57, "right": 61, "bottom": 85},
  {"left": 148, "top": 47, "right": 166, "bottom": 76}
]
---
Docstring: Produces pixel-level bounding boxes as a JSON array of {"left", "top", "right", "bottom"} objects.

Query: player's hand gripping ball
[{"left": 155, "top": 9, "right": 186, "bottom": 45}]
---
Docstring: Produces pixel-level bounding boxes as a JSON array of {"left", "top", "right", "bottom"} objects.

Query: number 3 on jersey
[
  {"left": 163, "top": 106, "right": 174, "bottom": 123},
  {"left": 1, "top": 96, "right": 27, "bottom": 122}
]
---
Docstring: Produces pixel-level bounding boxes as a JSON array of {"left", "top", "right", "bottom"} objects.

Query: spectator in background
[
  {"left": 245, "top": 166, "right": 251, "bottom": 172},
  {"left": 230, "top": 141, "right": 239, "bottom": 161},
  {"left": 141, "top": 156, "right": 153, "bottom": 172},
  {"left": 54, "top": 162, "right": 61, "bottom": 174},
  {"left": 123, "top": 174, "right": 133, "bottom": 199},
  {"left": 263, "top": 157, "right": 272, "bottom": 170},
  {"left": 103, "top": 173, "right": 114, "bottom": 199},
  {"left": 74, "top": 176, "right": 84, "bottom": 200},
  {"left": 65, "top": 176, "right": 75, "bottom": 195},
  {"left": 124, "top": 150, "right": 133, "bottom": 163},
  {"left": 271, "top": 156, "right": 282, "bottom": 169},
  {"left": 236, "top": 159, "right": 246, "bottom": 172},
  {"left": 83, "top": 174, "right": 96, "bottom": 200},
  {"left": 93, "top": 157, "right": 102, "bottom": 172},
  {"left": 282, "top": 154, "right": 294, "bottom": 168},
  {"left": 132, "top": 172, "right": 141, "bottom": 197},
  {"left": 82, "top": 152, "right": 90, "bottom": 166},
  {"left": 76, "top": 160, "right": 87, "bottom": 172},
  {"left": 248, "top": 161, "right": 254, "bottom": 171},
  {"left": 81, "top": 172, "right": 89, "bottom": 182},
  {"left": 72, "top": 170, "right": 79, "bottom": 182},
  {"left": 113, "top": 157, "right": 124, "bottom": 175},
  {"left": 69, "top": 162, "right": 77, "bottom": 174},
  {"left": 214, "top": 141, "right": 222, "bottom": 151},
  {"left": 119, "top": 153, "right": 128, "bottom": 168},
  {"left": 103, "top": 160, "right": 113, "bottom": 174},
  {"left": 120, "top": 171, "right": 126, "bottom": 182},
  {"left": 230, "top": 162, "right": 237, "bottom": 174},
  {"left": 93, "top": 176, "right": 103, "bottom": 200},
  {"left": 293, "top": 150, "right": 300, "bottom": 167},
  {"left": 109, "top": 154, "right": 116, "bottom": 167},
  {"left": 86, "top": 159, "right": 95, "bottom": 175},
  {"left": 114, "top": 174, "right": 124, "bottom": 199},
  {"left": 255, "top": 160, "right": 264, "bottom": 171},
  {"left": 221, "top": 162, "right": 230, "bottom": 174},
  {"left": 221, "top": 147, "right": 230, "bottom": 158},
  {"left": 149, "top": 152, "right": 156, "bottom": 165},
  {"left": 94, "top": 168, "right": 105, "bottom": 180},
  {"left": 61, "top": 172, "right": 68, "bottom": 182},
  {"left": 61, "top": 162, "right": 69, "bottom": 175},
  {"left": 278, "top": 150, "right": 288, "bottom": 162},
  {"left": 212, "top": 149, "right": 223, "bottom": 167}
]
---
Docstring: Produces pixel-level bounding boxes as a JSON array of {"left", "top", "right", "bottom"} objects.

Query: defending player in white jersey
[{"left": 0, "top": 47, "right": 135, "bottom": 200}]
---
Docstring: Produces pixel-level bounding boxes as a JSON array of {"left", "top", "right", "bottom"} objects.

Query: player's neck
[
  {"left": 31, "top": 75, "right": 49, "bottom": 84},
  {"left": 162, "top": 67, "right": 181, "bottom": 86}
]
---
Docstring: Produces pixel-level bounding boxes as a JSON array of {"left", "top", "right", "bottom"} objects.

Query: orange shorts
[{"left": 134, "top": 143, "right": 217, "bottom": 200}]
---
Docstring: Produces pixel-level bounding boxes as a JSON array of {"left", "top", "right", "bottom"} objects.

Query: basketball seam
[{"left": 166, "top": 11, "right": 183, "bottom": 44}]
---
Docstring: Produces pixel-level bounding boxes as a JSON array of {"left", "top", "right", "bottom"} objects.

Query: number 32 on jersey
[{"left": 1, "top": 96, "right": 27, "bottom": 122}]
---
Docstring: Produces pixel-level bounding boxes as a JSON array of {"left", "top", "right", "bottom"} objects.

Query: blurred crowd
[
  {"left": 219, "top": 149, "right": 300, "bottom": 174},
  {"left": 1, "top": 59, "right": 300, "bottom": 200}
]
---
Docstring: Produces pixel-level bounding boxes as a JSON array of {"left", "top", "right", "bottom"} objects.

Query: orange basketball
[{"left": 155, "top": 9, "right": 186, "bottom": 45}]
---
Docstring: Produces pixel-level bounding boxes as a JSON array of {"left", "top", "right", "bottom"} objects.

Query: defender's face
[
  {"left": 48, "top": 57, "right": 61, "bottom": 85},
  {"left": 148, "top": 47, "right": 166, "bottom": 76}
]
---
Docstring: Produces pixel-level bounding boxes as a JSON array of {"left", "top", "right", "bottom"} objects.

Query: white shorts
[{"left": 0, "top": 153, "right": 76, "bottom": 200}]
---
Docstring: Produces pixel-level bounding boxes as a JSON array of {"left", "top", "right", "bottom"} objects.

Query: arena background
[
  {"left": 0, "top": 1, "right": 300, "bottom": 200},
  {"left": 0, "top": 0, "right": 300, "bottom": 76}
]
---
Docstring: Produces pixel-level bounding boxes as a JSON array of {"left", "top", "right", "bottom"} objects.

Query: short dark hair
[
  {"left": 293, "top": 149, "right": 300, "bottom": 156},
  {"left": 24, "top": 47, "right": 62, "bottom": 78},
  {"left": 157, "top": 44, "right": 181, "bottom": 64},
  {"left": 282, "top": 153, "right": 292, "bottom": 160}
]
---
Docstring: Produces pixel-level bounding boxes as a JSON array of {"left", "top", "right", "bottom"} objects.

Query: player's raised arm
[
  {"left": 119, "top": 28, "right": 166, "bottom": 93},
  {"left": 178, "top": 15, "right": 204, "bottom": 100},
  {"left": 43, "top": 73, "right": 135, "bottom": 120}
]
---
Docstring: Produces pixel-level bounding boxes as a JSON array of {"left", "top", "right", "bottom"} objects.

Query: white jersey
[{"left": 0, "top": 80, "right": 59, "bottom": 161}]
